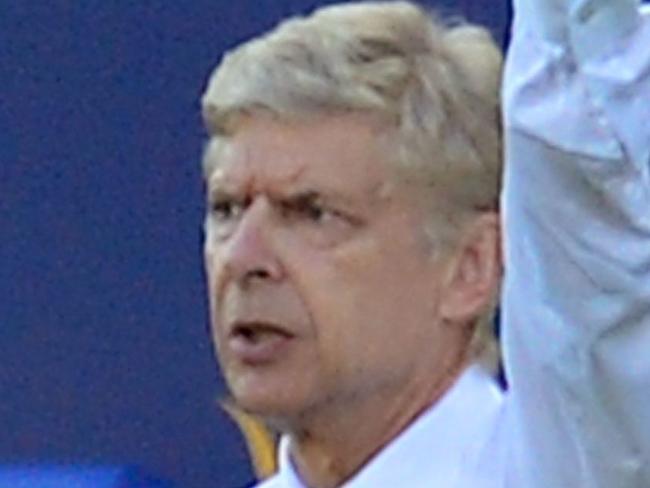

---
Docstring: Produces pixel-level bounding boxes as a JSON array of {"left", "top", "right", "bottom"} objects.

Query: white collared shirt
[
  {"left": 257, "top": 365, "right": 504, "bottom": 488},
  {"left": 253, "top": 0, "right": 650, "bottom": 486},
  {"left": 500, "top": 0, "right": 650, "bottom": 486}
]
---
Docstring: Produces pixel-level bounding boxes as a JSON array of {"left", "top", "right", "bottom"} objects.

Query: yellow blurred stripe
[{"left": 221, "top": 400, "right": 278, "bottom": 479}]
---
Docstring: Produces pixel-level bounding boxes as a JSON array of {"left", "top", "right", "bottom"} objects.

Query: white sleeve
[{"left": 502, "top": 0, "right": 650, "bottom": 487}]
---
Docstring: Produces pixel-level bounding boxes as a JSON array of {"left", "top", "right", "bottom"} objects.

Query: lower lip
[{"left": 227, "top": 332, "right": 294, "bottom": 365}]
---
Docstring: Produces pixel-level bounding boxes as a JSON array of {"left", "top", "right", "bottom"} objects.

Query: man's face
[{"left": 204, "top": 114, "right": 456, "bottom": 420}]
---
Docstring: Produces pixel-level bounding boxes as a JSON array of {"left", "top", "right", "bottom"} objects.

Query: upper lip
[{"left": 229, "top": 320, "right": 296, "bottom": 339}]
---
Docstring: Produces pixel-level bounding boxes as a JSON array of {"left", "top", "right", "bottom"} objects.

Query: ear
[{"left": 439, "top": 212, "right": 501, "bottom": 324}]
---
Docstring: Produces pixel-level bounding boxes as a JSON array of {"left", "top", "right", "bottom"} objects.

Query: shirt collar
[{"left": 276, "top": 364, "right": 504, "bottom": 488}]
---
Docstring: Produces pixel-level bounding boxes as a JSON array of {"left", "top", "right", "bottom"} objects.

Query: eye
[
  {"left": 302, "top": 202, "right": 327, "bottom": 222},
  {"left": 280, "top": 198, "right": 334, "bottom": 223},
  {"left": 209, "top": 198, "right": 245, "bottom": 222}
]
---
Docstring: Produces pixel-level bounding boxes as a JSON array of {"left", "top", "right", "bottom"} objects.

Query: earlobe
[{"left": 439, "top": 212, "right": 501, "bottom": 325}]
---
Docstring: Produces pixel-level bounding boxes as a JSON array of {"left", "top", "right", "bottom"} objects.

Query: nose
[{"left": 216, "top": 197, "right": 283, "bottom": 285}]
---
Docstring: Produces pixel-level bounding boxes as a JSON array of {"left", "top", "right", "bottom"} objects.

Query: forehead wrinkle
[
  {"left": 255, "top": 157, "right": 309, "bottom": 196},
  {"left": 208, "top": 115, "right": 403, "bottom": 206},
  {"left": 207, "top": 138, "right": 315, "bottom": 202}
]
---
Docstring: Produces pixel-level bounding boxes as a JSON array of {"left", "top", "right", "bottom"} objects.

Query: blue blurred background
[{"left": 0, "top": 1, "right": 508, "bottom": 487}]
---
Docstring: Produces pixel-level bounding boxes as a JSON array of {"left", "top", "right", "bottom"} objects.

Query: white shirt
[
  {"left": 255, "top": 0, "right": 650, "bottom": 486},
  {"left": 501, "top": 0, "right": 650, "bottom": 486},
  {"left": 257, "top": 365, "right": 505, "bottom": 488}
]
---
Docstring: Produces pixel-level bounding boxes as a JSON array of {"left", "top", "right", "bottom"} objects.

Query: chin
[
  {"left": 232, "top": 395, "right": 307, "bottom": 434},
  {"left": 227, "top": 375, "right": 310, "bottom": 421}
]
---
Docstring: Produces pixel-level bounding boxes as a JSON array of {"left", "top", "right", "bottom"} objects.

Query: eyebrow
[
  {"left": 270, "top": 188, "right": 362, "bottom": 211},
  {"left": 206, "top": 178, "right": 373, "bottom": 215},
  {"left": 206, "top": 184, "right": 239, "bottom": 205},
  {"left": 275, "top": 190, "right": 320, "bottom": 205}
]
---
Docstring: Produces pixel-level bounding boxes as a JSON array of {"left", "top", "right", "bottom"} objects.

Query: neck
[{"left": 283, "top": 353, "right": 469, "bottom": 488}]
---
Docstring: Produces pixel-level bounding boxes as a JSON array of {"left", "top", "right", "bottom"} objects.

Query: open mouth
[
  {"left": 231, "top": 321, "right": 294, "bottom": 344},
  {"left": 228, "top": 321, "right": 296, "bottom": 363}
]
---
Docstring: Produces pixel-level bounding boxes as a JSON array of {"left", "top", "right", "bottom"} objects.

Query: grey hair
[{"left": 201, "top": 1, "right": 502, "bottom": 369}]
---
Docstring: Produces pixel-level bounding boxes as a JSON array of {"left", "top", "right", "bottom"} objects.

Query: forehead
[{"left": 203, "top": 114, "right": 397, "bottom": 199}]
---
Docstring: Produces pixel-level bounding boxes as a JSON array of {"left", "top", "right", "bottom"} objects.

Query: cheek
[
  {"left": 309, "top": 238, "right": 438, "bottom": 341},
  {"left": 288, "top": 240, "right": 397, "bottom": 354}
]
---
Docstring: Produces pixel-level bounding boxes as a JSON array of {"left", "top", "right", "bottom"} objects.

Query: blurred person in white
[
  {"left": 502, "top": 0, "right": 650, "bottom": 485},
  {"left": 201, "top": 0, "right": 650, "bottom": 486}
]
